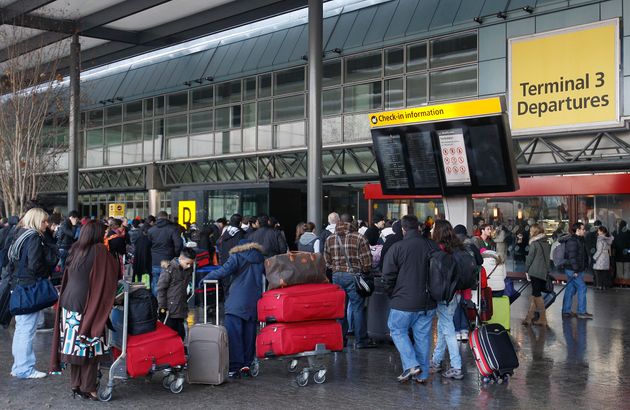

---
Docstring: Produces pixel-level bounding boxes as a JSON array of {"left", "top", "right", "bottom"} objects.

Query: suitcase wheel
[
  {"left": 287, "top": 359, "right": 299, "bottom": 373},
  {"left": 296, "top": 370, "right": 309, "bottom": 387},
  {"left": 169, "top": 377, "right": 184, "bottom": 394},
  {"left": 162, "top": 373, "right": 176, "bottom": 389},
  {"left": 313, "top": 369, "right": 326, "bottom": 384}
]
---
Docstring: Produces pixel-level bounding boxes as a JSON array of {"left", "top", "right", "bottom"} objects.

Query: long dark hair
[
  {"left": 432, "top": 219, "right": 463, "bottom": 253},
  {"left": 66, "top": 221, "right": 106, "bottom": 269}
]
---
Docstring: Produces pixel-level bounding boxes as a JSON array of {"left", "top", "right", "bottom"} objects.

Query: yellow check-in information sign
[
  {"left": 509, "top": 19, "right": 620, "bottom": 135},
  {"left": 178, "top": 200, "right": 196, "bottom": 228},
  {"left": 108, "top": 203, "right": 125, "bottom": 218},
  {"left": 368, "top": 97, "right": 503, "bottom": 128}
]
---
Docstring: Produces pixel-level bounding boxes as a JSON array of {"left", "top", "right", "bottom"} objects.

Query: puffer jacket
[
  {"left": 156, "top": 259, "right": 193, "bottom": 319},
  {"left": 199, "top": 241, "right": 264, "bottom": 321},
  {"left": 525, "top": 234, "right": 551, "bottom": 280},
  {"left": 559, "top": 234, "right": 589, "bottom": 272},
  {"left": 593, "top": 234, "right": 614, "bottom": 270},
  {"left": 482, "top": 250, "right": 506, "bottom": 291}
]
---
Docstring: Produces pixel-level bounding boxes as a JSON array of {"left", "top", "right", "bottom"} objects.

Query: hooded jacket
[
  {"left": 57, "top": 218, "right": 78, "bottom": 250},
  {"left": 246, "top": 226, "right": 285, "bottom": 257},
  {"left": 298, "top": 231, "right": 320, "bottom": 253},
  {"left": 147, "top": 218, "right": 183, "bottom": 266},
  {"left": 559, "top": 234, "right": 589, "bottom": 272},
  {"left": 200, "top": 241, "right": 264, "bottom": 320},
  {"left": 379, "top": 221, "right": 403, "bottom": 271},
  {"left": 612, "top": 224, "right": 630, "bottom": 262},
  {"left": 218, "top": 225, "right": 245, "bottom": 265},
  {"left": 593, "top": 234, "right": 614, "bottom": 270},
  {"left": 157, "top": 258, "right": 193, "bottom": 319},
  {"left": 525, "top": 233, "right": 551, "bottom": 281}
]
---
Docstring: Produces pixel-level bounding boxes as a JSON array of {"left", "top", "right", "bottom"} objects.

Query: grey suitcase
[{"left": 187, "top": 280, "right": 229, "bottom": 385}]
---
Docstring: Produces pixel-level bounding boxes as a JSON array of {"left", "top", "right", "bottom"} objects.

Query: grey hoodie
[
  {"left": 298, "top": 232, "right": 320, "bottom": 253},
  {"left": 593, "top": 234, "right": 614, "bottom": 270}
]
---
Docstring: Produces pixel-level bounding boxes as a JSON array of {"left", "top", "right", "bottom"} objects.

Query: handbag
[
  {"left": 543, "top": 274, "right": 554, "bottom": 294},
  {"left": 9, "top": 278, "right": 58, "bottom": 315},
  {"left": 335, "top": 235, "right": 374, "bottom": 297}
]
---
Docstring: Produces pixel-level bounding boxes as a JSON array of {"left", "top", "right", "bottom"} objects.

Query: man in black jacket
[
  {"left": 147, "top": 211, "right": 183, "bottom": 297},
  {"left": 57, "top": 211, "right": 79, "bottom": 272},
  {"left": 247, "top": 215, "right": 285, "bottom": 258},
  {"left": 382, "top": 215, "right": 437, "bottom": 383},
  {"left": 613, "top": 220, "right": 630, "bottom": 283},
  {"left": 560, "top": 222, "right": 592, "bottom": 319},
  {"left": 364, "top": 214, "right": 385, "bottom": 246}
]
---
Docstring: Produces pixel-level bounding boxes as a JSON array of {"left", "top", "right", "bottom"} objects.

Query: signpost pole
[
  {"left": 443, "top": 195, "right": 473, "bottom": 233},
  {"left": 307, "top": 0, "right": 323, "bottom": 228}
]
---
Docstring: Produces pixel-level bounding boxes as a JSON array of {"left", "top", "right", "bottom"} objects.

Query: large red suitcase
[
  {"left": 120, "top": 322, "right": 186, "bottom": 378},
  {"left": 256, "top": 320, "right": 343, "bottom": 358},
  {"left": 257, "top": 284, "right": 345, "bottom": 323}
]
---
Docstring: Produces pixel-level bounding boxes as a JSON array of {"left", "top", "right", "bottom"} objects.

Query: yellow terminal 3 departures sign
[{"left": 508, "top": 19, "right": 620, "bottom": 135}]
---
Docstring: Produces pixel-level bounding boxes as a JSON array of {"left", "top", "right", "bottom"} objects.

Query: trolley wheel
[
  {"left": 502, "top": 374, "right": 510, "bottom": 384},
  {"left": 296, "top": 370, "right": 309, "bottom": 387},
  {"left": 313, "top": 369, "right": 326, "bottom": 384},
  {"left": 169, "top": 378, "right": 184, "bottom": 394},
  {"left": 287, "top": 359, "right": 299, "bottom": 373},
  {"left": 482, "top": 376, "right": 491, "bottom": 384},
  {"left": 162, "top": 374, "right": 176, "bottom": 389},
  {"left": 98, "top": 388, "right": 112, "bottom": 402},
  {"left": 250, "top": 360, "right": 260, "bottom": 377}
]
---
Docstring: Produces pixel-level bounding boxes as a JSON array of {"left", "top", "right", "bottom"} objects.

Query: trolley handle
[{"left": 203, "top": 279, "right": 220, "bottom": 325}]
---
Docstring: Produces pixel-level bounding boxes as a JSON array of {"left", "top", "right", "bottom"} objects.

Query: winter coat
[
  {"left": 379, "top": 221, "right": 403, "bottom": 271},
  {"left": 200, "top": 241, "right": 264, "bottom": 321},
  {"left": 132, "top": 232, "right": 152, "bottom": 276},
  {"left": 147, "top": 219, "right": 183, "bottom": 266},
  {"left": 525, "top": 234, "right": 551, "bottom": 281},
  {"left": 157, "top": 259, "right": 193, "bottom": 319},
  {"left": 247, "top": 226, "right": 284, "bottom": 257},
  {"left": 298, "top": 232, "right": 320, "bottom": 253},
  {"left": 612, "top": 226, "right": 630, "bottom": 262},
  {"left": 8, "top": 228, "right": 53, "bottom": 288},
  {"left": 593, "top": 234, "right": 614, "bottom": 270},
  {"left": 382, "top": 229, "right": 437, "bottom": 312},
  {"left": 559, "top": 234, "right": 589, "bottom": 272},
  {"left": 57, "top": 219, "right": 77, "bottom": 250},
  {"left": 218, "top": 226, "right": 245, "bottom": 265},
  {"left": 482, "top": 250, "right": 506, "bottom": 291},
  {"left": 364, "top": 224, "right": 380, "bottom": 246}
]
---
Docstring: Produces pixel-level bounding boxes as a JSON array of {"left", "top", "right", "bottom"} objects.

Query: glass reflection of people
[
  {"left": 563, "top": 317, "right": 587, "bottom": 365},
  {"left": 526, "top": 326, "right": 553, "bottom": 396}
]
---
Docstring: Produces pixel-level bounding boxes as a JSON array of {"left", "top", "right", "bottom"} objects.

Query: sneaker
[
  {"left": 442, "top": 368, "right": 464, "bottom": 380},
  {"left": 26, "top": 370, "right": 47, "bottom": 379},
  {"left": 455, "top": 332, "right": 462, "bottom": 341},
  {"left": 397, "top": 366, "right": 421, "bottom": 382},
  {"left": 228, "top": 371, "right": 241, "bottom": 379},
  {"left": 429, "top": 361, "right": 441, "bottom": 374},
  {"left": 10, "top": 372, "right": 16, "bottom": 377},
  {"left": 413, "top": 374, "right": 429, "bottom": 384},
  {"left": 562, "top": 312, "right": 573, "bottom": 318},
  {"left": 239, "top": 366, "right": 251, "bottom": 377},
  {"left": 577, "top": 312, "right": 594, "bottom": 319},
  {"left": 460, "top": 331, "right": 469, "bottom": 341}
]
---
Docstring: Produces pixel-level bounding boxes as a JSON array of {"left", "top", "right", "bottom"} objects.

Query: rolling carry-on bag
[
  {"left": 257, "top": 283, "right": 345, "bottom": 323},
  {"left": 367, "top": 276, "right": 391, "bottom": 342},
  {"left": 469, "top": 323, "right": 519, "bottom": 382},
  {"left": 121, "top": 322, "right": 186, "bottom": 378},
  {"left": 486, "top": 296, "right": 510, "bottom": 331},
  {"left": 187, "top": 280, "right": 229, "bottom": 385},
  {"left": 256, "top": 320, "right": 343, "bottom": 358}
]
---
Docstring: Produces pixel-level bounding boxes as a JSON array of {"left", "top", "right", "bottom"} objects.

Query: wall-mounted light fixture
[
  {"left": 496, "top": 11, "right": 507, "bottom": 19},
  {"left": 473, "top": 17, "right": 483, "bottom": 24},
  {"left": 517, "top": 208, "right": 523, "bottom": 220},
  {"left": 434, "top": 207, "right": 439, "bottom": 216},
  {"left": 205, "top": 76, "right": 214, "bottom": 82},
  {"left": 522, "top": 6, "right": 534, "bottom": 14},
  {"left": 493, "top": 207, "right": 499, "bottom": 218},
  {"left": 183, "top": 81, "right": 192, "bottom": 86}
]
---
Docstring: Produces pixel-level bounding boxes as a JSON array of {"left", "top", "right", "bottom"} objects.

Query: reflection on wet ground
[{"left": 1, "top": 284, "right": 628, "bottom": 409}]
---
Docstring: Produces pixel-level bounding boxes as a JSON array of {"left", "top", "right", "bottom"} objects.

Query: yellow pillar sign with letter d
[{"left": 178, "top": 200, "right": 196, "bottom": 228}]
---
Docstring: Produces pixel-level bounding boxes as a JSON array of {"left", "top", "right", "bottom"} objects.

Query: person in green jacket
[{"left": 523, "top": 224, "right": 551, "bottom": 326}]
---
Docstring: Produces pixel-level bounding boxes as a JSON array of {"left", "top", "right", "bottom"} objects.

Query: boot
[
  {"left": 532, "top": 296, "right": 548, "bottom": 327},
  {"left": 522, "top": 296, "right": 536, "bottom": 326}
]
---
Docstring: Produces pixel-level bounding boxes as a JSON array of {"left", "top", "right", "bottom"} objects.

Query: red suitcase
[
  {"left": 257, "top": 284, "right": 345, "bottom": 323},
  {"left": 469, "top": 326, "right": 493, "bottom": 378},
  {"left": 256, "top": 320, "right": 343, "bottom": 358},
  {"left": 119, "top": 322, "right": 186, "bottom": 378}
]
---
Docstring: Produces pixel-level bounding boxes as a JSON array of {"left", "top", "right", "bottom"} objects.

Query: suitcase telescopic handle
[{"left": 203, "top": 280, "right": 220, "bottom": 325}]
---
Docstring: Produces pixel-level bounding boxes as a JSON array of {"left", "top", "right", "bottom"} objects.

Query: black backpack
[
  {"left": 426, "top": 244, "right": 458, "bottom": 303},
  {"left": 452, "top": 247, "right": 479, "bottom": 291},
  {"left": 128, "top": 288, "right": 158, "bottom": 335}
]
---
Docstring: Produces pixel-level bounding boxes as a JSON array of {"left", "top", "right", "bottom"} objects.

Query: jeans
[
  {"left": 387, "top": 308, "right": 436, "bottom": 378},
  {"left": 151, "top": 265, "right": 162, "bottom": 298},
  {"left": 333, "top": 272, "right": 367, "bottom": 346},
  {"left": 58, "top": 248, "right": 69, "bottom": 273},
  {"left": 453, "top": 297, "right": 469, "bottom": 332},
  {"left": 11, "top": 311, "right": 39, "bottom": 378},
  {"left": 224, "top": 314, "right": 257, "bottom": 372},
  {"left": 432, "top": 295, "right": 462, "bottom": 369},
  {"left": 562, "top": 269, "right": 587, "bottom": 314}
]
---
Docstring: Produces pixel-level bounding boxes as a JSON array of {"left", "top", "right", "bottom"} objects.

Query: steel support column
[
  {"left": 67, "top": 33, "right": 80, "bottom": 213},
  {"left": 307, "top": 0, "right": 323, "bottom": 227}
]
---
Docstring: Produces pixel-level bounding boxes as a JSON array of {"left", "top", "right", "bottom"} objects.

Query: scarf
[{"left": 8, "top": 228, "right": 39, "bottom": 263}]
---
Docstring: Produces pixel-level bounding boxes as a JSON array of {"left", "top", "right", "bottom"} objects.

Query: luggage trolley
[{"left": 99, "top": 281, "right": 186, "bottom": 402}]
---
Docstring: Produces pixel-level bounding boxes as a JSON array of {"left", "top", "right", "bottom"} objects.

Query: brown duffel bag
[{"left": 264, "top": 252, "right": 328, "bottom": 290}]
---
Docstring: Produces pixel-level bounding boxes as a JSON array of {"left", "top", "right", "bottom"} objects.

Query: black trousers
[
  {"left": 165, "top": 317, "right": 186, "bottom": 341},
  {"left": 70, "top": 359, "right": 99, "bottom": 393}
]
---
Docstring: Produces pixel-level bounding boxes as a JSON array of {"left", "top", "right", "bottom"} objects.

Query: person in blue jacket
[{"left": 199, "top": 239, "right": 264, "bottom": 378}]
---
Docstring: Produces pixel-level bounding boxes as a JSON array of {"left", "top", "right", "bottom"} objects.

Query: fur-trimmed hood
[
  {"left": 230, "top": 241, "right": 264, "bottom": 254},
  {"left": 529, "top": 233, "right": 547, "bottom": 245}
]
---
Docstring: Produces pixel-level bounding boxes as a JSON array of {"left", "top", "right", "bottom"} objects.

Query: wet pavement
[{"left": 1, "top": 283, "right": 629, "bottom": 409}]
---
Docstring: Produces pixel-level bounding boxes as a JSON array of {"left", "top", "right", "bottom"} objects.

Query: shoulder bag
[{"left": 335, "top": 235, "right": 373, "bottom": 297}]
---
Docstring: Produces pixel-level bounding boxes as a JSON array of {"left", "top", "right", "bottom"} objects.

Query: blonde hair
[
  {"left": 529, "top": 223, "right": 544, "bottom": 237},
  {"left": 19, "top": 208, "right": 49, "bottom": 233}
]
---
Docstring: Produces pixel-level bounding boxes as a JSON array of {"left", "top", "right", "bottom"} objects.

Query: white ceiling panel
[
  {"left": 0, "top": 0, "right": 18, "bottom": 7},
  {"left": 104, "top": 0, "right": 234, "bottom": 31},
  {"left": 0, "top": 26, "right": 46, "bottom": 48},
  {"left": 30, "top": 0, "right": 126, "bottom": 20}
]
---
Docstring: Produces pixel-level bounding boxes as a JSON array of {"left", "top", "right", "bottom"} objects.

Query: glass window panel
[
  {"left": 144, "top": 98, "right": 153, "bottom": 117},
  {"left": 274, "top": 95, "right": 304, "bottom": 122},
  {"left": 123, "top": 122, "right": 142, "bottom": 164},
  {"left": 143, "top": 120, "right": 153, "bottom": 162},
  {"left": 216, "top": 80, "right": 241, "bottom": 105},
  {"left": 167, "top": 91, "right": 188, "bottom": 113},
  {"left": 407, "top": 42, "right": 427, "bottom": 72},
  {"left": 244, "top": 77, "right": 256, "bottom": 100},
  {"left": 406, "top": 74, "right": 427, "bottom": 106},
  {"left": 323, "top": 60, "right": 341, "bottom": 87},
  {"left": 154, "top": 118, "right": 164, "bottom": 160},
  {"left": 385, "top": 77, "right": 404, "bottom": 109},
  {"left": 87, "top": 129, "right": 103, "bottom": 148},
  {"left": 323, "top": 89, "right": 341, "bottom": 116},
  {"left": 430, "top": 32, "right": 477, "bottom": 68},
  {"left": 191, "top": 86, "right": 213, "bottom": 110},
  {"left": 123, "top": 122, "right": 142, "bottom": 143},
  {"left": 215, "top": 107, "right": 230, "bottom": 130},
  {"left": 243, "top": 103, "right": 256, "bottom": 128},
  {"left": 322, "top": 116, "right": 342, "bottom": 144},
  {"left": 166, "top": 136, "right": 188, "bottom": 159},
  {"left": 124, "top": 101, "right": 143, "bottom": 121},
  {"left": 274, "top": 67, "right": 305, "bottom": 95},
  {"left": 189, "top": 132, "right": 213, "bottom": 157},
  {"left": 105, "top": 105, "right": 122, "bottom": 125},
  {"left": 343, "top": 113, "right": 371, "bottom": 142},
  {"left": 215, "top": 132, "right": 224, "bottom": 155},
  {"left": 259, "top": 74, "right": 271, "bottom": 97},
  {"left": 166, "top": 114, "right": 188, "bottom": 137},
  {"left": 257, "top": 125, "right": 272, "bottom": 150},
  {"left": 231, "top": 105, "right": 241, "bottom": 128},
  {"left": 87, "top": 110, "right": 103, "bottom": 128},
  {"left": 343, "top": 81, "right": 381, "bottom": 113},
  {"left": 385, "top": 47, "right": 404, "bottom": 76},
  {"left": 345, "top": 51, "right": 381, "bottom": 82},
  {"left": 258, "top": 100, "right": 271, "bottom": 125},
  {"left": 105, "top": 126, "right": 122, "bottom": 165},
  {"left": 190, "top": 110, "right": 213, "bottom": 134},
  {"left": 86, "top": 148, "right": 103, "bottom": 167},
  {"left": 229, "top": 130, "right": 241, "bottom": 153},
  {"left": 429, "top": 66, "right": 477, "bottom": 100},
  {"left": 243, "top": 127, "right": 256, "bottom": 152},
  {"left": 155, "top": 96, "right": 165, "bottom": 115},
  {"left": 274, "top": 121, "right": 305, "bottom": 149}
]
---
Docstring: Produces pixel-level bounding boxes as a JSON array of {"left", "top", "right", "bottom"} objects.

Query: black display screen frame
[{"left": 371, "top": 114, "right": 519, "bottom": 196}]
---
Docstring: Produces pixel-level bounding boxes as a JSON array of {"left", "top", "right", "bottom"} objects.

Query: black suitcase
[
  {"left": 478, "top": 323, "right": 519, "bottom": 379},
  {"left": 367, "top": 276, "right": 391, "bottom": 342}
]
